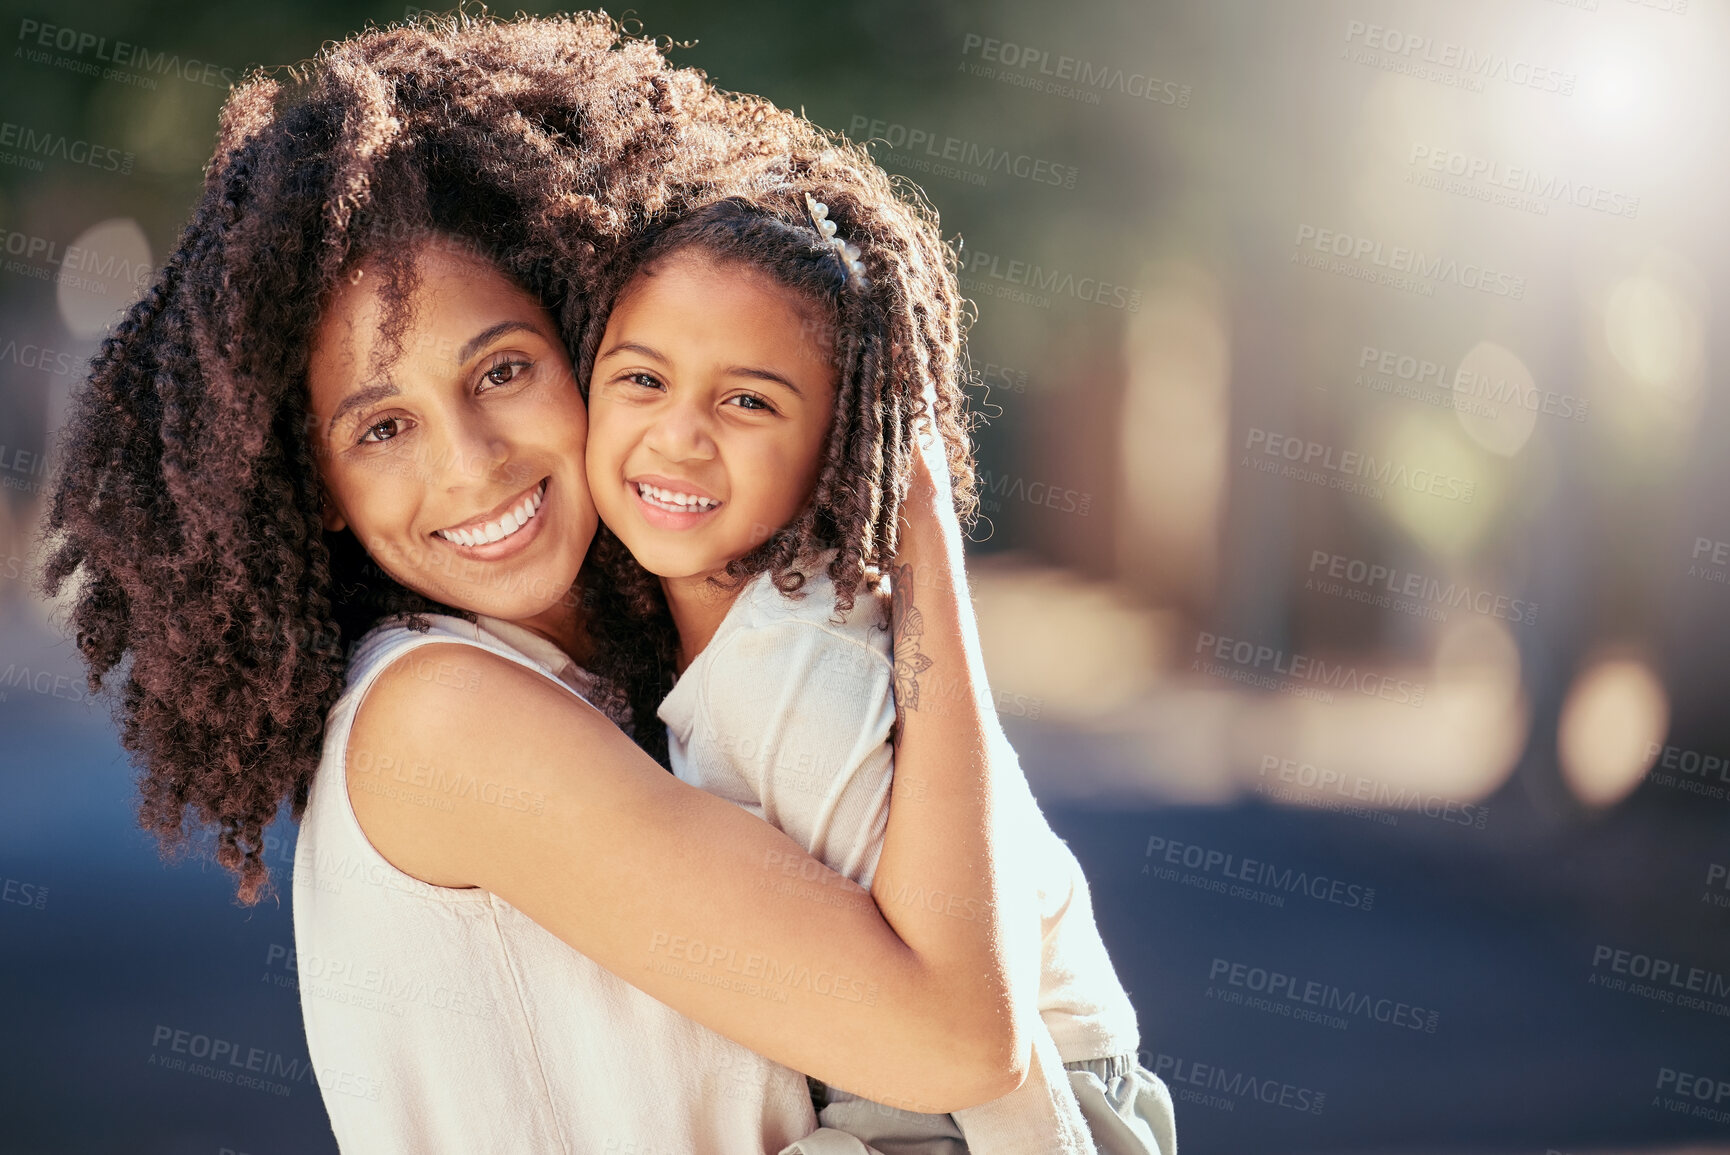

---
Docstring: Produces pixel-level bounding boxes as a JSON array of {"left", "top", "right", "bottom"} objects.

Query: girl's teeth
[{"left": 637, "top": 482, "right": 718, "bottom": 511}]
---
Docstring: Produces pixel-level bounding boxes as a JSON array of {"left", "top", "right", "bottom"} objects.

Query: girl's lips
[
  {"left": 631, "top": 479, "right": 723, "bottom": 531},
  {"left": 432, "top": 478, "right": 551, "bottom": 561}
]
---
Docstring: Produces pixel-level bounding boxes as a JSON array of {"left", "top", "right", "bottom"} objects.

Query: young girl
[
  {"left": 581, "top": 193, "right": 1178, "bottom": 1155},
  {"left": 41, "top": 15, "right": 1049, "bottom": 1153}
]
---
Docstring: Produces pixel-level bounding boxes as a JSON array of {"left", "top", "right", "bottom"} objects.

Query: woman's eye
[
  {"left": 359, "top": 417, "right": 403, "bottom": 444},
  {"left": 482, "top": 359, "right": 531, "bottom": 388}
]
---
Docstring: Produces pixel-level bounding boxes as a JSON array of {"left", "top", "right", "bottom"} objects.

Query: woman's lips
[{"left": 432, "top": 478, "right": 551, "bottom": 560}]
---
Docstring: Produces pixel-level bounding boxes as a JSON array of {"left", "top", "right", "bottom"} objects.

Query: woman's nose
[{"left": 435, "top": 423, "right": 514, "bottom": 490}]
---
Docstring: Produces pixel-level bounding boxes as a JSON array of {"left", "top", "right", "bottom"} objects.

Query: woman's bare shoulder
[{"left": 344, "top": 641, "right": 633, "bottom": 889}]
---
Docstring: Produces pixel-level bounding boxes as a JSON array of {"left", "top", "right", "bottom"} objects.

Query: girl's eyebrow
[
  {"left": 597, "top": 339, "right": 803, "bottom": 398},
  {"left": 597, "top": 339, "right": 668, "bottom": 365},
  {"left": 724, "top": 365, "right": 803, "bottom": 399}
]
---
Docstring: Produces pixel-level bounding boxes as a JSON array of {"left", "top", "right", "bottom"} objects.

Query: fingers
[{"left": 911, "top": 376, "right": 953, "bottom": 495}]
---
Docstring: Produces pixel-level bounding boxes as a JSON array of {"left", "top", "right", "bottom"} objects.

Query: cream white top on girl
[
  {"left": 658, "top": 562, "right": 1143, "bottom": 1154},
  {"left": 291, "top": 613, "right": 820, "bottom": 1155}
]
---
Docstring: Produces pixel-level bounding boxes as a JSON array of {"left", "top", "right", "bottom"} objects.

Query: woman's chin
[
  {"left": 473, "top": 588, "right": 579, "bottom": 625},
  {"left": 422, "top": 565, "right": 577, "bottom": 624}
]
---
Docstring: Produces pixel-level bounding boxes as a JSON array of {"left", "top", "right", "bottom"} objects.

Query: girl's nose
[{"left": 642, "top": 395, "right": 717, "bottom": 463}]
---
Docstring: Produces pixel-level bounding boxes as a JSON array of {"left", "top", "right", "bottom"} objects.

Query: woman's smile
[{"left": 434, "top": 477, "right": 552, "bottom": 558}]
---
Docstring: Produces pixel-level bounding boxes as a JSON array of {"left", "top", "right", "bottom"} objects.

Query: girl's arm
[{"left": 345, "top": 454, "right": 1028, "bottom": 1115}]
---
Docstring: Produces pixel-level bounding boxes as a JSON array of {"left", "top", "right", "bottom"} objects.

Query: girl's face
[
  {"left": 308, "top": 241, "right": 596, "bottom": 628},
  {"left": 585, "top": 251, "right": 837, "bottom": 582}
]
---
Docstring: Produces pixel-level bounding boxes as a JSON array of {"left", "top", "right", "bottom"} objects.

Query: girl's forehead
[{"left": 622, "top": 249, "right": 822, "bottom": 322}]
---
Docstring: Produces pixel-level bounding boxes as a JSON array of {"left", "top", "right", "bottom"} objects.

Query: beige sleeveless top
[{"left": 291, "top": 613, "right": 817, "bottom": 1154}]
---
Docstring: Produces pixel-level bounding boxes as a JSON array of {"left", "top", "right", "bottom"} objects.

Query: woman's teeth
[
  {"left": 636, "top": 482, "right": 719, "bottom": 512},
  {"left": 435, "top": 481, "right": 547, "bottom": 547}
]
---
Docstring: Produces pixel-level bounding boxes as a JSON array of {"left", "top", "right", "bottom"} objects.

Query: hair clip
[{"left": 805, "top": 192, "right": 867, "bottom": 287}]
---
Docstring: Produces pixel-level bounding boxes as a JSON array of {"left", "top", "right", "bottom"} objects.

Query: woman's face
[
  {"left": 307, "top": 240, "right": 596, "bottom": 628},
  {"left": 585, "top": 250, "right": 837, "bottom": 582}
]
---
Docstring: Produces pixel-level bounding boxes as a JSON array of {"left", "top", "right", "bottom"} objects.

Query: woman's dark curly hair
[
  {"left": 575, "top": 177, "right": 980, "bottom": 757},
  {"left": 36, "top": 10, "right": 972, "bottom": 905}
]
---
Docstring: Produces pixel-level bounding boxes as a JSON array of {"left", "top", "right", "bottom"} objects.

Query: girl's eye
[
  {"left": 481, "top": 359, "right": 532, "bottom": 389},
  {"left": 359, "top": 417, "right": 404, "bottom": 444},
  {"left": 727, "top": 393, "right": 775, "bottom": 413},
  {"left": 626, "top": 372, "right": 665, "bottom": 391}
]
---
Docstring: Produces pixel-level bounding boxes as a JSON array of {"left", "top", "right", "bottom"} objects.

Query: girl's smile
[{"left": 630, "top": 474, "right": 724, "bottom": 529}]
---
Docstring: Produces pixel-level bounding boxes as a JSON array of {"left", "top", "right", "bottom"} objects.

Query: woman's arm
[
  {"left": 344, "top": 451, "right": 1029, "bottom": 1115},
  {"left": 347, "top": 659, "right": 1011, "bottom": 1113},
  {"left": 865, "top": 440, "right": 1044, "bottom": 1092}
]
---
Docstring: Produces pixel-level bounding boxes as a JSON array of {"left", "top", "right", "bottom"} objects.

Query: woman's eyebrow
[
  {"left": 327, "top": 381, "right": 400, "bottom": 438},
  {"left": 457, "top": 320, "right": 544, "bottom": 363},
  {"left": 327, "top": 319, "right": 550, "bottom": 437}
]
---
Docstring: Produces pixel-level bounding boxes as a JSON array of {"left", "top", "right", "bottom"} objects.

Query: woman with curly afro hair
[{"left": 40, "top": 11, "right": 1049, "bottom": 1153}]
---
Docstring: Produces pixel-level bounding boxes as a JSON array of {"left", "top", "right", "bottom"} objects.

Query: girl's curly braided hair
[{"left": 575, "top": 184, "right": 980, "bottom": 758}]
